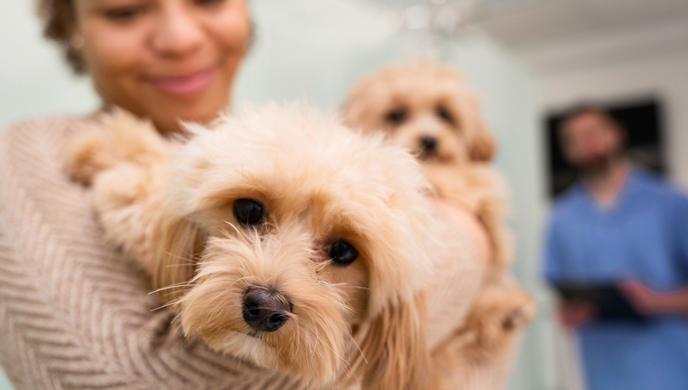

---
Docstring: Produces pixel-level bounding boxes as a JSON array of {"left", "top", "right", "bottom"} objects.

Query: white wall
[{"left": 0, "top": 2, "right": 99, "bottom": 130}]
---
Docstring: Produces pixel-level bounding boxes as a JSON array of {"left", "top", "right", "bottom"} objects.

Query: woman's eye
[
  {"left": 233, "top": 199, "right": 265, "bottom": 226},
  {"left": 104, "top": 6, "right": 145, "bottom": 21},
  {"left": 328, "top": 240, "right": 359, "bottom": 267},
  {"left": 436, "top": 106, "right": 455, "bottom": 125},
  {"left": 385, "top": 108, "right": 407, "bottom": 125}
]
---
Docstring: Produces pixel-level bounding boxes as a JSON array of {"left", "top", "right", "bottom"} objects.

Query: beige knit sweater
[{"left": 0, "top": 117, "right": 516, "bottom": 389}]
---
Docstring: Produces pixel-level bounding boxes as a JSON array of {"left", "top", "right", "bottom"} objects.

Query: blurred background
[{"left": 2, "top": 0, "right": 688, "bottom": 389}]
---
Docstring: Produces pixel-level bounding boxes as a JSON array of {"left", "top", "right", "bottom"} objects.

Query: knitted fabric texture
[{"left": 0, "top": 117, "right": 515, "bottom": 390}]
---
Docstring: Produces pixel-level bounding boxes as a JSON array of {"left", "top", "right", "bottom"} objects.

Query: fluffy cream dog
[
  {"left": 343, "top": 61, "right": 507, "bottom": 268},
  {"left": 343, "top": 61, "right": 534, "bottom": 372},
  {"left": 65, "top": 104, "right": 437, "bottom": 389}
]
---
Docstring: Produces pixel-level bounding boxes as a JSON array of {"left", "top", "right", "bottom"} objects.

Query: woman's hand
[{"left": 430, "top": 198, "right": 491, "bottom": 266}]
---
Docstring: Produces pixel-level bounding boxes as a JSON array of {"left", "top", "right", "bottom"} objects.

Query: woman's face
[{"left": 73, "top": 0, "right": 250, "bottom": 132}]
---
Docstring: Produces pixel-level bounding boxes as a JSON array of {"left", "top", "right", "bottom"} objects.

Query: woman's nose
[{"left": 151, "top": 2, "right": 204, "bottom": 59}]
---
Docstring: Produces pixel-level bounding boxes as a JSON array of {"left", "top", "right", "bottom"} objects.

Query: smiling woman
[{"left": 40, "top": 0, "right": 250, "bottom": 132}]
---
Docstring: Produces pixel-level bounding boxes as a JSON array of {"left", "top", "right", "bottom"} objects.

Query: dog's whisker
[
  {"left": 148, "top": 283, "right": 195, "bottom": 295},
  {"left": 315, "top": 280, "right": 370, "bottom": 292},
  {"left": 327, "top": 342, "right": 354, "bottom": 380},
  {"left": 163, "top": 250, "right": 198, "bottom": 264},
  {"left": 228, "top": 275, "right": 259, "bottom": 290},
  {"left": 151, "top": 298, "right": 184, "bottom": 312},
  {"left": 221, "top": 221, "right": 243, "bottom": 237},
  {"left": 262, "top": 274, "right": 279, "bottom": 287},
  {"left": 164, "top": 263, "right": 197, "bottom": 268},
  {"left": 346, "top": 332, "right": 368, "bottom": 365},
  {"left": 312, "top": 261, "right": 330, "bottom": 273},
  {"left": 333, "top": 284, "right": 369, "bottom": 291},
  {"left": 313, "top": 326, "right": 349, "bottom": 367}
]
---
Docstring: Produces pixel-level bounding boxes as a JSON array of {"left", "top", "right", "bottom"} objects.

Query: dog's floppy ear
[
  {"left": 150, "top": 215, "right": 205, "bottom": 304},
  {"left": 465, "top": 95, "right": 496, "bottom": 162},
  {"left": 342, "top": 75, "right": 384, "bottom": 133},
  {"left": 469, "top": 120, "right": 496, "bottom": 162},
  {"left": 451, "top": 89, "right": 496, "bottom": 162},
  {"left": 354, "top": 292, "right": 429, "bottom": 390},
  {"left": 341, "top": 93, "right": 370, "bottom": 131},
  {"left": 470, "top": 127, "right": 496, "bottom": 162}
]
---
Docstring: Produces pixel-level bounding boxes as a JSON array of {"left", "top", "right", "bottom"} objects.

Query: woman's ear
[
  {"left": 150, "top": 216, "right": 205, "bottom": 304},
  {"left": 355, "top": 292, "right": 429, "bottom": 390}
]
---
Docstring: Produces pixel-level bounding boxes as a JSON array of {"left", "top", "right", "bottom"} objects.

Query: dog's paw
[
  {"left": 65, "top": 109, "right": 169, "bottom": 186},
  {"left": 455, "top": 282, "right": 535, "bottom": 361},
  {"left": 65, "top": 131, "right": 116, "bottom": 186}
]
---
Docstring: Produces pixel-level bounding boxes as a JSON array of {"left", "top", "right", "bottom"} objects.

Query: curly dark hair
[{"left": 38, "top": 0, "right": 87, "bottom": 74}]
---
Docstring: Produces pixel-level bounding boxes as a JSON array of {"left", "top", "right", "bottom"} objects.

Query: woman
[
  {"left": 0, "top": 0, "right": 495, "bottom": 388},
  {"left": 44, "top": 0, "right": 250, "bottom": 132}
]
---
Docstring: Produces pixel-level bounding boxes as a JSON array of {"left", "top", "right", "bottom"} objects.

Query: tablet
[{"left": 554, "top": 283, "right": 648, "bottom": 323}]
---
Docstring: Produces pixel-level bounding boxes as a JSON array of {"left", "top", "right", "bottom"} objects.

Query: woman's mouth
[{"left": 149, "top": 67, "right": 217, "bottom": 96}]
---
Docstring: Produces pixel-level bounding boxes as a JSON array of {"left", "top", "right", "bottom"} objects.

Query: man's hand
[
  {"left": 618, "top": 282, "right": 688, "bottom": 315},
  {"left": 558, "top": 300, "right": 596, "bottom": 330},
  {"left": 618, "top": 282, "right": 664, "bottom": 314}
]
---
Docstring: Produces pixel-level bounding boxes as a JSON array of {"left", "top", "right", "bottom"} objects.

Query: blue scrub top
[{"left": 543, "top": 167, "right": 688, "bottom": 390}]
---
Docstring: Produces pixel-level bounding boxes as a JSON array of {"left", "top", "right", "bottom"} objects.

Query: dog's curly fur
[
  {"left": 343, "top": 61, "right": 535, "bottom": 379},
  {"left": 65, "top": 104, "right": 440, "bottom": 389}
]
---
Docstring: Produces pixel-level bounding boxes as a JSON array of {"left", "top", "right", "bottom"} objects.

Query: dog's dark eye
[
  {"left": 436, "top": 106, "right": 454, "bottom": 125},
  {"left": 328, "top": 240, "right": 359, "bottom": 266},
  {"left": 233, "top": 199, "right": 265, "bottom": 226},
  {"left": 385, "top": 108, "right": 407, "bottom": 125}
]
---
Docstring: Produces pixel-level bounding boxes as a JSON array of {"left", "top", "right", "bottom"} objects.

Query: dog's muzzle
[
  {"left": 242, "top": 287, "right": 292, "bottom": 332},
  {"left": 418, "top": 135, "right": 438, "bottom": 158}
]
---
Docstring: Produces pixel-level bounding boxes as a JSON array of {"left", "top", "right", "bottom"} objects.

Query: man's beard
[{"left": 573, "top": 150, "right": 624, "bottom": 177}]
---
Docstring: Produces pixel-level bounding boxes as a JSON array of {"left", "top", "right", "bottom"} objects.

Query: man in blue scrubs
[{"left": 543, "top": 105, "right": 688, "bottom": 390}]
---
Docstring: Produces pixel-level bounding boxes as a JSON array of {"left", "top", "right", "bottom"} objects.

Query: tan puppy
[
  {"left": 343, "top": 61, "right": 534, "bottom": 376},
  {"left": 344, "top": 61, "right": 507, "bottom": 268},
  {"left": 65, "top": 104, "right": 437, "bottom": 389}
]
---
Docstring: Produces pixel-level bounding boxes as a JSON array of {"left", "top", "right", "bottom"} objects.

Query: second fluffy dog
[
  {"left": 65, "top": 104, "right": 438, "bottom": 389},
  {"left": 343, "top": 61, "right": 509, "bottom": 269},
  {"left": 344, "top": 62, "right": 535, "bottom": 379}
]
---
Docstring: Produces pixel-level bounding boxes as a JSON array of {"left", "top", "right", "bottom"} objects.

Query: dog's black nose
[
  {"left": 419, "top": 136, "right": 438, "bottom": 153},
  {"left": 242, "top": 288, "right": 291, "bottom": 332}
]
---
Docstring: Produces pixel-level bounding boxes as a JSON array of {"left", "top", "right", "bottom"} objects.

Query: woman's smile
[{"left": 148, "top": 66, "right": 218, "bottom": 96}]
